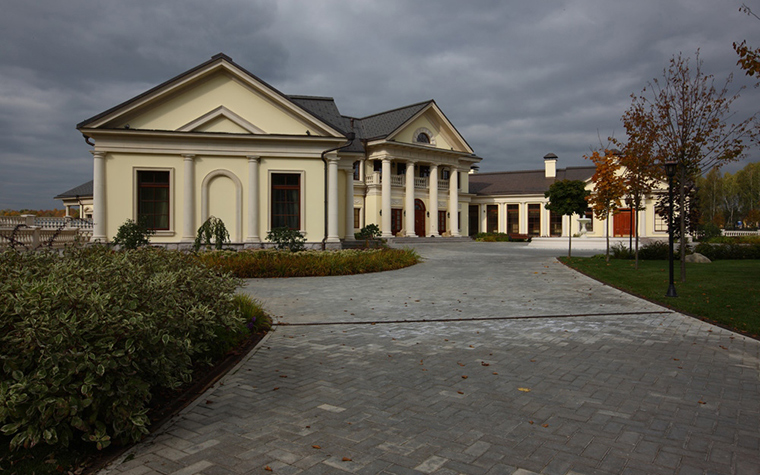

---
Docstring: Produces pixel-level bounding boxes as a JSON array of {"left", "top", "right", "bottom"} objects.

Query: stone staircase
[{"left": 342, "top": 236, "right": 472, "bottom": 249}]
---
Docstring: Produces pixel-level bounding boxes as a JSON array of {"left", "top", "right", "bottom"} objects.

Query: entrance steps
[{"left": 342, "top": 236, "right": 472, "bottom": 249}]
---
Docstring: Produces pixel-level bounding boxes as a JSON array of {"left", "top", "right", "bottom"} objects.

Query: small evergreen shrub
[
  {"left": 194, "top": 216, "right": 230, "bottom": 251},
  {"left": 112, "top": 219, "right": 154, "bottom": 249},
  {"left": 266, "top": 227, "right": 306, "bottom": 252},
  {"left": 356, "top": 224, "right": 381, "bottom": 240}
]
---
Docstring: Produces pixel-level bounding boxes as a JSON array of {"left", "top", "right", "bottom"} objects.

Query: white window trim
[
  {"left": 412, "top": 127, "right": 436, "bottom": 146},
  {"left": 133, "top": 167, "right": 175, "bottom": 237}
]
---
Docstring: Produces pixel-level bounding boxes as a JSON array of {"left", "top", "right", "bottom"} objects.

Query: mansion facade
[{"left": 67, "top": 54, "right": 666, "bottom": 247}]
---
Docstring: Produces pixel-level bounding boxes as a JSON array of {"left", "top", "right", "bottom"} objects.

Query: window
[
  {"left": 438, "top": 210, "right": 447, "bottom": 235},
  {"left": 374, "top": 160, "right": 382, "bottom": 173},
  {"left": 528, "top": 204, "right": 541, "bottom": 236},
  {"left": 416, "top": 132, "right": 431, "bottom": 143},
  {"left": 271, "top": 173, "right": 300, "bottom": 229},
  {"left": 419, "top": 165, "right": 430, "bottom": 177},
  {"left": 442, "top": 169, "right": 450, "bottom": 180},
  {"left": 487, "top": 205, "right": 499, "bottom": 233},
  {"left": 354, "top": 208, "right": 361, "bottom": 229},
  {"left": 413, "top": 127, "right": 436, "bottom": 146},
  {"left": 137, "top": 170, "right": 170, "bottom": 230},
  {"left": 353, "top": 161, "right": 360, "bottom": 181},
  {"left": 550, "top": 211, "right": 562, "bottom": 237},
  {"left": 507, "top": 204, "right": 519, "bottom": 234},
  {"left": 655, "top": 206, "right": 668, "bottom": 232},
  {"left": 396, "top": 163, "right": 406, "bottom": 175}
]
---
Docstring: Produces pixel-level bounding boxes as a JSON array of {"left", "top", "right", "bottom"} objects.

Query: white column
[
  {"left": 429, "top": 164, "right": 438, "bottom": 236},
  {"left": 449, "top": 167, "right": 460, "bottom": 236},
  {"left": 92, "top": 151, "right": 106, "bottom": 242},
  {"left": 246, "top": 156, "right": 261, "bottom": 243},
  {"left": 327, "top": 155, "right": 340, "bottom": 242},
  {"left": 345, "top": 169, "right": 355, "bottom": 241},
  {"left": 181, "top": 154, "right": 195, "bottom": 242},
  {"left": 404, "top": 161, "right": 416, "bottom": 237},
  {"left": 381, "top": 157, "right": 392, "bottom": 237}
]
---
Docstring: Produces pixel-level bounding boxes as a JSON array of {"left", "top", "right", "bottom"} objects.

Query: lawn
[{"left": 560, "top": 257, "right": 760, "bottom": 337}]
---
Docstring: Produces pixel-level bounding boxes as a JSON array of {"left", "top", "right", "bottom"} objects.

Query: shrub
[
  {"left": 196, "top": 248, "right": 420, "bottom": 278},
  {"left": 112, "top": 219, "right": 154, "bottom": 249},
  {"left": 474, "top": 232, "right": 511, "bottom": 242},
  {"left": 266, "top": 227, "right": 306, "bottom": 252},
  {"left": 637, "top": 240, "right": 672, "bottom": 260},
  {"left": 697, "top": 223, "right": 722, "bottom": 241},
  {"left": 194, "top": 216, "right": 230, "bottom": 251},
  {"left": 0, "top": 246, "right": 246, "bottom": 452},
  {"left": 694, "top": 242, "right": 760, "bottom": 259},
  {"left": 356, "top": 224, "right": 381, "bottom": 240},
  {"left": 610, "top": 242, "right": 634, "bottom": 259}
]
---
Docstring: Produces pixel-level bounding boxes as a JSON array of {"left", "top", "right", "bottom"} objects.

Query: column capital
[
  {"left": 182, "top": 153, "right": 196, "bottom": 161},
  {"left": 381, "top": 156, "right": 392, "bottom": 164},
  {"left": 91, "top": 150, "right": 105, "bottom": 159},
  {"left": 326, "top": 154, "right": 341, "bottom": 163},
  {"left": 247, "top": 155, "right": 261, "bottom": 163}
]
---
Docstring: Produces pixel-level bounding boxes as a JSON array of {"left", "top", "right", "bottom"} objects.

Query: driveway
[{"left": 101, "top": 242, "right": 760, "bottom": 475}]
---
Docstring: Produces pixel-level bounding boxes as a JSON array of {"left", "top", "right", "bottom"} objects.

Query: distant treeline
[{"left": 1, "top": 209, "right": 74, "bottom": 218}]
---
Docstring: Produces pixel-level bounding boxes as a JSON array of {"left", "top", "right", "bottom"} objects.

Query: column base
[
  {"left": 404, "top": 232, "right": 418, "bottom": 238},
  {"left": 326, "top": 236, "right": 341, "bottom": 243}
]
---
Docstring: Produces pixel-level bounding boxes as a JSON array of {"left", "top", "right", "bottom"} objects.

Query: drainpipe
[{"left": 321, "top": 130, "right": 356, "bottom": 249}]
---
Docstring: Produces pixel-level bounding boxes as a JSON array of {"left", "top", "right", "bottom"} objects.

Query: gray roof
[
  {"left": 54, "top": 180, "right": 93, "bottom": 199},
  {"left": 354, "top": 101, "right": 431, "bottom": 141},
  {"left": 469, "top": 167, "right": 595, "bottom": 196}
]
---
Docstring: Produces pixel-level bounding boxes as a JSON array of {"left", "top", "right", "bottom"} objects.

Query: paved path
[{"left": 101, "top": 243, "right": 760, "bottom": 475}]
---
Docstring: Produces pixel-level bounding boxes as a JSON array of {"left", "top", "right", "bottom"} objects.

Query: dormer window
[{"left": 412, "top": 127, "right": 436, "bottom": 146}]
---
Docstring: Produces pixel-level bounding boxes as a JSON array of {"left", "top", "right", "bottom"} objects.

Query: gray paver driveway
[{"left": 102, "top": 243, "right": 760, "bottom": 475}]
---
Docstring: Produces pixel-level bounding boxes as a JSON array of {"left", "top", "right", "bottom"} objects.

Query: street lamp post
[{"left": 665, "top": 160, "right": 678, "bottom": 298}]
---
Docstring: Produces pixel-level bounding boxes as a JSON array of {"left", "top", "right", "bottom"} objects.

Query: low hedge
[
  {"left": 0, "top": 246, "right": 247, "bottom": 452},
  {"left": 195, "top": 248, "right": 420, "bottom": 278},
  {"left": 474, "top": 232, "right": 511, "bottom": 242},
  {"left": 694, "top": 242, "right": 760, "bottom": 260}
]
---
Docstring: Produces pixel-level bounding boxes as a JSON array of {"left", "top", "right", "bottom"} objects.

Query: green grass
[{"left": 560, "top": 257, "right": 760, "bottom": 337}]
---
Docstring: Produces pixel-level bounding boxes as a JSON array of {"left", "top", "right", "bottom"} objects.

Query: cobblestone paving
[{"left": 100, "top": 243, "right": 760, "bottom": 475}]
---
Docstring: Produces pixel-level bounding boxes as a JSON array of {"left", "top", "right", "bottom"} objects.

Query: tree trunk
[
  {"left": 605, "top": 212, "right": 610, "bottom": 262},
  {"left": 568, "top": 223, "right": 572, "bottom": 258},
  {"left": 634, "top": 204, "right": 640, "bottom": 270},
  {"left": 679, "top": 166, "right": 687, "bottom": 282}
]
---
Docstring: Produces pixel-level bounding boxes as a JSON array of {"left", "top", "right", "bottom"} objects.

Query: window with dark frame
[
  {"left": 353, "top": 208, "right": 360, "bottom": 229},
  {"left": 416, "top": 132, "right": 431, "bottom": 143},
  {"left": 137, "top": 170, "right": 170, "bottom": 230},
  {"left": 487, "top": 205, "right": 499, "bottom": 233},
  {"left": 654, "top": 206, "right": 668, "bottom": 232},
  {"left": 271, "top": 173, "right": 301, "bottom": 230},
  {"left": 353, "top": 161, "right": 360, "bottom": 181},
  {"left": 584, "top": 208, "right": 594, "bottom": 232},
  {"left": 391, "top": 209, "right": 402, "bottom": 235},
  {"left": 507, "top": 204, "right": 519, "bottom": 234},
  {"left": 438, "top": 210, "right": 447, "bottom": 235},
  {"left": 528, "top": 204, "right": 541, "bottom": 236}
]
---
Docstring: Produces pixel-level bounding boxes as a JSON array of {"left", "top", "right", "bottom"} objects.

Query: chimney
[{"left": 543, "top": 153, "right": 557, "bottom": 178}]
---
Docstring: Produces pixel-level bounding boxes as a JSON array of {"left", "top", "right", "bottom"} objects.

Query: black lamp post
[{"left": 664, "top": 160, "right": 678, "bottom": 298}]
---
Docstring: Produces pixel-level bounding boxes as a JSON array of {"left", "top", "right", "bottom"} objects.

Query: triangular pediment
[
  {"left": 385, "top": 102, "right": 473, "bottom": 154},
  {"left": 78, "top": 55, "right": 344, "bottom": 138},
  {"left": 178, "top": 106, "right": 266, "bottom": 134}
]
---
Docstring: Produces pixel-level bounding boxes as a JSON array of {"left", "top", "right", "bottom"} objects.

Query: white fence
[
  {"left": 0, "top": 215, "right": 93, "bottom": 250},
  {"left": 721, "top": 230, "right": 760, "bottom": 237}
]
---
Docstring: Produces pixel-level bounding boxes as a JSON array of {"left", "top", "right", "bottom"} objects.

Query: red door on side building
[{"left": 614, "top": 209, "right": 632, "bottom": 237}]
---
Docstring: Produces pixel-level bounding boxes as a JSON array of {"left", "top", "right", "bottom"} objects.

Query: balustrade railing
[
  {"left": 0, "top": 215, "right": 93, "bottom": 249},
  {"left": 721, "top": 230, "right": 760, "bottom": 236}
]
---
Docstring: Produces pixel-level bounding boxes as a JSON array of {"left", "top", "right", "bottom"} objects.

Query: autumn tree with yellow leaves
[{"left": 585, "top": 150, "right": 626, "bottom": 262}]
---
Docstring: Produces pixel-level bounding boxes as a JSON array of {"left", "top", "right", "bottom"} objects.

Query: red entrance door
[
  {"left": 614, "top": 209, "right": 632, "bottom": 237},
  {"left": 414, "top": 199, "right": 426, "bottom": 237}
]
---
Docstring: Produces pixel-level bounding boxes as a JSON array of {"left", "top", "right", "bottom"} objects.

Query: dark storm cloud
[{"left": 1, "top": 0, "right": 758, "bottom": 209}]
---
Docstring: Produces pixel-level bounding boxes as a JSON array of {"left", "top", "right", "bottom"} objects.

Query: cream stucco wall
[{"left": 115, "top": 73, "right": 320, "bottom": 136}]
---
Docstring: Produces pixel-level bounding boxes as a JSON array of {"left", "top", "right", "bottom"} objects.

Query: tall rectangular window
[
  {"left": 528, "top": 204, "right": 541, "bottom": 236},
  {"left": 353, "top": 161, "right": 360, "bottom": 181},
  {"left": 438, "top": 210, "right": 447, "bottom": 235},
  {"left": 354, "top": 208, "right": 361, "bottom": 229},
  {"left": 584, "top": 208, "right": 594, "bottom": 232},
  {"left": 507, "top": 204, "right": 519, "bottom": 234},
  {"left": 137, "top": 170, "right": 170, "bottom": 230},
  {"left": 487, "top": 205, "right": 499, "bottom": 233},
  {"left": 271, "top": 173, "right": 300, "bottom": 229},
  {"left": 391, "top": 209, "right": 402, "bottom": 235},
  {"left": 550, "top": 211, "right": 562, "bottom": 237},
  {"left": 654, "top": 206, "right": 668, "bottom": 232}
]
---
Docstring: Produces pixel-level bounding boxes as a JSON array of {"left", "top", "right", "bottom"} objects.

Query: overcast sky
[{"left": 2, "top": 0, "right": 759, "bottom": 210}]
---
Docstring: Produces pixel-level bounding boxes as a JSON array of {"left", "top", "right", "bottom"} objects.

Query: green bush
[
  {"left": 356, "top": 224, "right": 381, "bottom": 240},
  {"left": 694, "top": 242, "right": 760, "bottom": 259},
  {"left": 610, "top": 243, "right": 634, "bottom": 260},
  {"left": 111, "top": 219, "right": 154, "bottom": 249},
  {"left": 194, "top": 216, "right": 230, "bottom": 251},
  {"left": 697, "top": 223, "right": 722, "bottom": 241},
  {"left": 266, "top": 227, "right": 306, "bottom": 252},
  {"left": 0, "top": 246, "right": 246, "bottom": 452},
  {"left": 704, "top": 235, "right": 760, "bottom": 244},
  {"left": 474, "top": 232, "right": 511, "bottom": 242},
  {"left": 196, "top": 248, "right": 420, "bottom": 278},
  {"left": 637, "top": 240, "right": 672, "bottom": 260}
]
